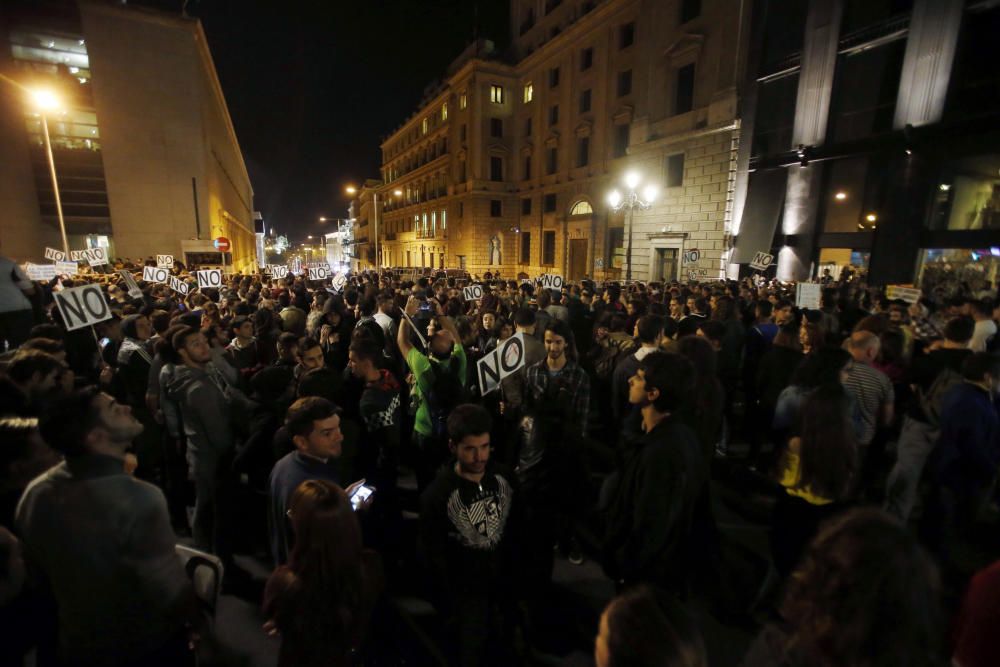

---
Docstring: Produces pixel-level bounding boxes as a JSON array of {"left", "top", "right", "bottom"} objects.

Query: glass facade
[
  {"left": 927, "top": 154, "right": 1000, "bottom": 231},
  {"left": 917, "top": 248, "right": 999, "bottom": 295}
]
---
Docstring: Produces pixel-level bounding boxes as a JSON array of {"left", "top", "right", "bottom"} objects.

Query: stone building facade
[{"left": 377, "top": 0, "right": 749, "bottom": 281}]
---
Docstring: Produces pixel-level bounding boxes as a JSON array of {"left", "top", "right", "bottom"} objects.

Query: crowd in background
[{"left": 0, "top": 252, "right": 999, "bottom": 667}]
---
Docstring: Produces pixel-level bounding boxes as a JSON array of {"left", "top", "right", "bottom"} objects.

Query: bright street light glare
[
  {"left": 608, "top": 190, "right": 622, "bottom": 207},
  {"left": 319, "top": 217, "right": 327, "bottom": 221},
  {"left": 642, "top": 184, "right": 659, "bottom": 203},
  {"left": 30, "top": 89, "right": 61, "bottom": 111},
  {"left": 345, "top": 185, "right": 357, "bottom": 195},
  {"left": 624, "top": 171, "right": 641, "bottom": 189},
  {"left": 393, "top": 189, "right": 403, "bottom": 196}
]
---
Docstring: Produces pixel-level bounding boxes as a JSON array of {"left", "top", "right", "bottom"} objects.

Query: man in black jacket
[
  {"left": 419, "top": 404, "right": 519, "bottom": 666},
  {"left": 603, "top": 351, "right": 711, "bottom": 595}
]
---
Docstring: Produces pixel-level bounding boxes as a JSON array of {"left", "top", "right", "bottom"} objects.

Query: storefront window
[
  {"left": 927, "top": 154, "right": 1000, "bottom": 230},
  {"left": 917, "top": 248, "right": 1000, "bottom": 298},
  {"left": 817, "top": 248, "right": 870, "bottom": 282}
]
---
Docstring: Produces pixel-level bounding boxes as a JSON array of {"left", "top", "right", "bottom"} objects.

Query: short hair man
[
  {"left": 419, "top": 403, "right": 518, "bottom": 665},
  {"left": 267, "top": 396, "right": 347, "bottom": 565},
  {"left": 348, "top": 337, "right": 402, "bottom": 507},
  {"left": 603, "top": 352, "right": 710, "bottom": 593},
  {"left": 297, "top": 336, "right": 326, "bottom": 377},
  {"left": 612, "top": 315, "right": 665, "bottom": 423},
  {"left": 0, "top": 350, "right": 67, "bottom": 418},
  {"left": 844, "top": 331, "right": 895, "bottom": 448},
  {"left": 16, "top": 387, "right": 198, "bottom": 665}
]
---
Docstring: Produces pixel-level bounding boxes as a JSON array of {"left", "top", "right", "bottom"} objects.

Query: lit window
[
  {"left": 441, "top": 103, "right": 448, "bottom": 121},
  {"left": 490, "top": 85, "right": 505, "bottom": 104},
  {"left": 460, "top": 92, "right": 467, "bottom": 109},
  {"left": 441, "top": 209, "right": 447, "bottom": 229},
  {"left": 422, "top": 117, "right": 429, "bottom": 134},
  {"left": 571, "top": 201, "right": 593, "bottom": 215},
  {"left": 523, "top": 82, "right": 533, "bottom": 103}
]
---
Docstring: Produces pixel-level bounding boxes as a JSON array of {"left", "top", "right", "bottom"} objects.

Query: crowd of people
[{"left": 0, "top": 253, "right": 998, "bottom": 667}]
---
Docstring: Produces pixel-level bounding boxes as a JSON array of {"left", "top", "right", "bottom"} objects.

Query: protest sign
[
  {"left": 400, "top": 309, "right": 428, "bottom": 349},
  {"left": 196, "top": 269, "right": 223, "bottom": 289},
  {"left": 168, "top": 275, "right": 190, "bottom": 295},
  {"left": 54, "top": 261, "right": 78, "bottom": 276},
  {"left": 24, "top": 263, "right": 57, "bottom": 281},
  {"left": 156, "top": 254, "right": 174, "bottom": 268},
  {"left": 477, "top": 332, "right": 527, "bottom": 396},
  {"left": 307, "top": 266, "right": 329, "bottom": 281},
  {"left": 538, "top": 273, "right": 564, "bottom": 290},
  {"left": 887, "top": 285, "right": 921, "bottom": 304},
  {"left": 142, "top": 265, "right": 170, "bottom": 284},
  {"left": 749, "top": 251, "right": 774, "bottom": 271},
  {"left": 683, "top": 249, "right": 700, "bottom": 264},
  {"left": 69, "top": 250, "right": 87, "bottom": 261},
  {"left": 53, "top": 283, "right": 112, "bottom": 331},
  {"left": 331, "top": 273, "right": 347, "bottom": 292},
  {"left": 44, "top": 247, "right": 65, "bottom": 262},
  {"left": 268, "top": 265, "right": 289, "bottom": 279},
  {"left": 118, "top": 270, "right": 143, "bottom": 299},
  {"left": 463, "top": 284, "right": 484, "bottom": 301},
  {"left": 83, "top": 247, "right": 109, "bottom": 267},
  {"left": 795, "top": 282, "right": 822, "bottom": 310}
]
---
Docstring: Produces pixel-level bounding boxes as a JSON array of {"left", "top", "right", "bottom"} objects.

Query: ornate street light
[{"left": 607, "top": 171, "right": 658, "bottom": 281}]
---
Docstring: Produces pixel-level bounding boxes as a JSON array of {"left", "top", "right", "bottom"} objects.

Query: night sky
[{"left": 135, "top": 0, "right": 509, "bottom": 242}]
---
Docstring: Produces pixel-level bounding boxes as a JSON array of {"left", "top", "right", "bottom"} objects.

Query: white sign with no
[
  {"left": 44, "top": 247, "right": 65, "bottom": 262},
  {"left": 83, "top": 247, "right": 109, "bottom": 267},
  {"left": 156, "top": 254, "right": 174, "bottom": 268},
  {"left": 463, "top": 284, "right": 484, "bottom": 301},
  {"left": 307, "top": 266, "right": 329, "bottom": 281},
  {"left": 196, "top": 269, "right": 223, "bottom": 289},
  {"left": 53, "top": 284, "right": 113, "bottom": 331},
  {"left": 142, "top": 266, "right": 170, "bottom": 284},
  {"left": 749, "top": 251, "right": 774, "bottom": 271},
  {"left": 477, "top": 332, "right": 528, "bottom": 396},
  {"left": 538, "top": 273, "right": 564, "bottom": 290},
  {"left": 168, "top": 275, "right": 189, "bottom": 295}
]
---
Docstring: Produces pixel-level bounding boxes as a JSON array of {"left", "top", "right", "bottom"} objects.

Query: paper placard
[
  {"left": 44, "top": 247, "right": 65, "bottom": 262},
  {"left": 477, "top": 333, "right": 527, "bottom": 396},
  {"left": 196, "top": 269, "right": 223, "bottom": 289},
  {"left": 54, "top": 261, "right": 78, "bottom": 275},
  {"left": 749, "top": 251, "right": 774, "bottom": 271},
  {"left": 683, "top": 249, "right": 700, "bottom": 264},
  {"left": 83, "top": 247, "right": 109, "bottom": 267},
  {"left": 269, "top": 265, "right": 289, "bottom": 279},
  {"left": 331, "top": 274, "right": 347, "bottom": 292},
  {"left": 156, "top": 254, "right": 174, "bottom": 268},
  {"left": 795, "top": 283, "right": 822, "bottom": 310},
  {"left": 463, "top": 284, "right": 484, "bottom": 301},
  {"left": 142, "top": 265, "right": 170, "bottom": 284},
  {"left": 53, "top": 284, "right": 112, "bottom": 331},
  {"left": 24, "top": 263, "right": 57, "bottom": 281},
  {"left": 538, "top": 273, "right": 564, "bottom": 290},
  {"left": 118, "top": 270, "right": 143, "bottom": 299},
  {"left": 69, "top": 250, "right": 87, "bottom": 262},
  {"left": 887, "top": 285, "right": 921, "bottom": 304},
  {"left": 307, "top": 266, "right": 329, "bottom": 281},
  {"left": 168, "top": 275, "right": 189, "bottom": 296}
]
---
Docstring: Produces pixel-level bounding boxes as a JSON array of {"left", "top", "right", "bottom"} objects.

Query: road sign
[
  {"left": 477, "top": 332, "right": 527, "bottom": 396},
  {"left": 463, "top": 284, "right": 484, "bottom": 301},
  {"left": 749, "top": 251, "right": 774, "bottom": 271},
  {"left": 53, "top": 284, "right": 112, "bottom": 331},
  {"left": 213, "top": 237, "right": 231, "bottom": 252}
]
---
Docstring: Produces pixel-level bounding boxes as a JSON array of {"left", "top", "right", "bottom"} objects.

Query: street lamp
[
  {"left": 607, "top": 171, "right": 658, "bottom": 281},
  {"left": 30, "top": 89, "right": 69, "bottom": 256}
]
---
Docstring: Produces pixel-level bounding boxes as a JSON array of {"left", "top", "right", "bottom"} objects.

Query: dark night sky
[{"left": 135, "top": 0, "right": 509, "bottom": 242}]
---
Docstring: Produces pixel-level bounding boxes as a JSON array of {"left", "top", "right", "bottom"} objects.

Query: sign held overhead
[
  {"left": 168, "top": 275, "right": 189, "bottom": 295},
  {"left": 142, "top": 266, "right": 170, "bottom": 284},
  {"left": 53, "top": 284, "right": 112, "bottom": 331},
  {"left": 196, "top": 269, "right": 223, "bottom": 289},
  {"left": 463, "top": 284, "right": 484, "bottom": 301},
  {"left": 307, "top": 266, "right": 329, "bottom": 281},
  {"left": 749, "top": 251, "right": 774, "bottom": 271},
  {"left": 156, "top": 254, "right": 174, "bottom": 268},
  {"left": 44, "top": 247, "right": 65, "bottom": 262},
  {"left": 118, "top": 270, "right": 143, "bottom": 299},
  {"left": 795, "top": 283, "right": 822, "bottom": 310},
  {"left": 83, "top": 247, "right": 109, "bottom": 267},
  {"left": 538, "top": 273, "right": 564, "bottom": 290},
  {"left": 477, "top": 332, "right": 528, "bottom": 396}
]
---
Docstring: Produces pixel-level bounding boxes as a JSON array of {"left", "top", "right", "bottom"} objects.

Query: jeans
[{"left": 884, "top": 416, "right": 939, "bottom": 521}]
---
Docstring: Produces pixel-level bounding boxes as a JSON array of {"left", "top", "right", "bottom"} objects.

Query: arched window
[{"left": 570, "top": 201, "right": 593, "bottom": 215}]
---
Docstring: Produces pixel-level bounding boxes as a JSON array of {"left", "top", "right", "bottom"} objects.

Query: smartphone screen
[{"left": 349, "top": 484, "right": 375, "bottom": 511}]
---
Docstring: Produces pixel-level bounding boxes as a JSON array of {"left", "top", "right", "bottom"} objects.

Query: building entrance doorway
[
  {"left": 568, "top": 239, "right": 588, "bottom": 280},
  {"left": 653, "top": 247, "right": 678, "bottom": 281}
]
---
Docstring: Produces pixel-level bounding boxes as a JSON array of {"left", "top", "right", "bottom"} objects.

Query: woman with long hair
[
  {"left": 745, "top": 508, "right": 941, "bottom": 667},
  {"left": 771, "top": 383, "right": 857, "bottom": 577},
  {"left": 596, "top": 585, "right": 707, "bottom": 667},
  {"left": 263, "top": 479, "right": 382, "bottom": 667}
]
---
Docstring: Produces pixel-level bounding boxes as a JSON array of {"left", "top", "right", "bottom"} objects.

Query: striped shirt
[{"left": 844, "top": 361, "right": 894, "bottom": 445}]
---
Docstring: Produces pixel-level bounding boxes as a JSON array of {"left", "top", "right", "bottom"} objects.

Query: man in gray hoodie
[{"left": 167, "top": 327, "right": 248, "bottom": 555}]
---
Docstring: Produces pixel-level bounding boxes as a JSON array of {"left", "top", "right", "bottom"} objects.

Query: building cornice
[
  {"left": 516, "top": 0, "right": 640, "bottom": 71},
  {"left": 627, "top": 120, "right": 740, "bottom": 155}
]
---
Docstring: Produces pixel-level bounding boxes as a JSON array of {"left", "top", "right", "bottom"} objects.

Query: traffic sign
[{"left": 213, "top": 237, "right": 231, "bottom": 252}]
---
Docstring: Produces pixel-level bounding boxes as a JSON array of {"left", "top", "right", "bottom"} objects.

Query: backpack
[
  {"left": 425, "top": 357, "right": 467, "bottom": 438},
  {"left": 594, "top": 336, "right": 636, "bottom": 382},
  {"left": 918, "top": 366, "right": 964, "bottom": 427}
]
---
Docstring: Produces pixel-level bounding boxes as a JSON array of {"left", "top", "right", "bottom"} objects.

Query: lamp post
[
  {"left": 607, "top": 171, "right": 658, "bottom": 281},
  {"left": 31, "top": 89, "right": 70, "bottom": 256}
]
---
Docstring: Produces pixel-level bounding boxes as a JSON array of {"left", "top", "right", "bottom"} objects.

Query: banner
[
  {"left": 477, "top": 333, "right": 527, "bottom": 396},
  {"left": 54, "top": 261, "right": 78, "bottom": 276},
  {"left": 887, "top": 285, "right": 921, "bottom": 304},
  {"left": 53, "top": 284, "right": 113, "bottom": 331},
  {"left": 24, "top": 263, "right": 57, "bottom": 281}
]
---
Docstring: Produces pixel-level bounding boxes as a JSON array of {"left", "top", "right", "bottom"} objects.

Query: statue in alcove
[{"left": 489, "top": 236, "right": 501, "bottom": 265}]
